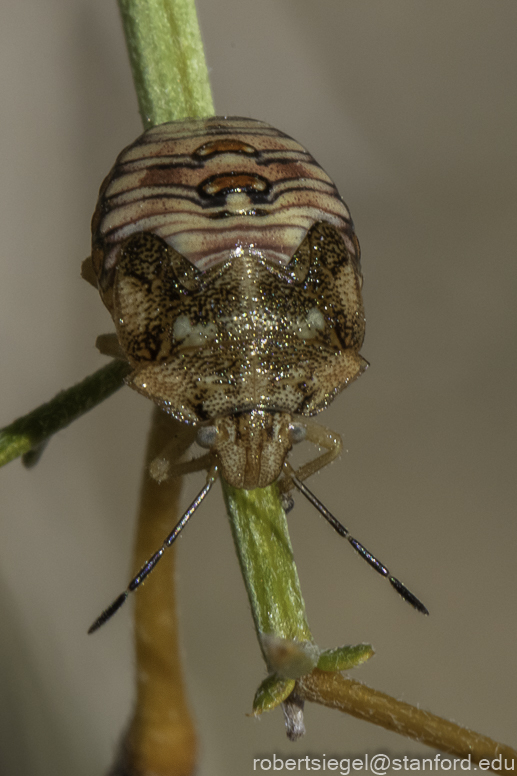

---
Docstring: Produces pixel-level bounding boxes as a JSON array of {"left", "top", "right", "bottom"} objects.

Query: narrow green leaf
[
  {"left": 317, "top": 643, "right": 375, "bottom": 673},
  {"left": 253, "top": 674, "right": 296, "bottom": 716}
]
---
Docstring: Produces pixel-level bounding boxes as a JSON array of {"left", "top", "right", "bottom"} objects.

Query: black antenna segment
[
  {"left": 290, "top": 473, "right": 429, "bottom": 615},
  {"left": 88, "top": 477, "right": 215, "bottom": 634}
]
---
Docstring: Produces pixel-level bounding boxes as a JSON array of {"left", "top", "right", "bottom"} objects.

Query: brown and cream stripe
[{"left": 92, "top": 117, "right": 357, "bottom": 284}]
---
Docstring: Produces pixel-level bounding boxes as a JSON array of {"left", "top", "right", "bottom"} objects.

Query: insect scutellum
[{"left": 86, "top": 117, "right": 428, "bottom": 633}]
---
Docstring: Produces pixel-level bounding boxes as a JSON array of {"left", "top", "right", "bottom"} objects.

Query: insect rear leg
[
  {"left": 81, "top": 255, "right": 98, "bottom": 288},
  {"left": 95, "top": 332, "right": 127, "bottom": 360}
]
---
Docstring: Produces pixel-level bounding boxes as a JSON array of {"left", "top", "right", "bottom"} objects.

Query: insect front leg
[
  {"left": 281, "top": 420, "right": 343, "bottom": 491},
  {"left": 149, "top": 450, "right": 215, "bottom": 484}
]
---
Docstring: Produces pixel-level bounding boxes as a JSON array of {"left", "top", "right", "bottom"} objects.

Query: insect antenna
[
  {"left": 290, "top": 473, "right": 429, "bottom": 615},
  {"left": 88, "top": 477, "right": 215, "bottom": 634}
]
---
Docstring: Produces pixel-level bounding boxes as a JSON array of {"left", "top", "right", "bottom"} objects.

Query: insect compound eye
[
  {"left": 196, "top": 425, "right": 219, "bottom": 450},
  {"left": 289, "top": 423, "right": 307, "bottom": 445}
]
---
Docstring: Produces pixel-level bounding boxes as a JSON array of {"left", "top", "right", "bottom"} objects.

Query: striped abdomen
[{"left": 91, "top": 117, "right": 358, "bottom": 293}]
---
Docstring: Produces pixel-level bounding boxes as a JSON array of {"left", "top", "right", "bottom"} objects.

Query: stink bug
[{"left": 84, "top": 117, "right": 427, "bottom": 631}]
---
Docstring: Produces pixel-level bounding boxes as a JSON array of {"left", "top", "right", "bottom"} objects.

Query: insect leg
[
  {"left": 284, "top": 421, "right": 343, "bottom": 487},
  {"left": 95, "top": 333, "right": 127, "bottom": 359},
  {"left": 149, "top": 450, "right": 215, "bottom": 483}
]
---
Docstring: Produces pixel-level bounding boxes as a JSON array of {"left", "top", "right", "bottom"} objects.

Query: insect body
[
  {"left": 87, "top": 117, "right": 427, "bottom": 631},
  {"left": 90, "top": 117, "right": 366, "bottom": 488}
]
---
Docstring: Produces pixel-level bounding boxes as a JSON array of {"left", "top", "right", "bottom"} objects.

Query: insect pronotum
[{"left": 85, "top": 117, "right": 427, "bottom": 633}]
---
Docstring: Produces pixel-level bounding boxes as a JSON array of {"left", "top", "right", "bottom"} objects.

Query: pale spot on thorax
[
  {"left": 293, "top": 306, "right": 326, "bottom": 339},
  {"left": 173, "top": 315, "right": 218, "bottom": 347}
]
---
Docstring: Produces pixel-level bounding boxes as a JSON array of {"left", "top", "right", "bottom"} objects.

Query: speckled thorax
[{"left": 113, "top": 224, "right": 365, "bottom": 425}]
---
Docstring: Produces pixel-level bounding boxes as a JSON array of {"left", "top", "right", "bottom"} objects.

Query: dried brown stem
[
  {"left": 113, "top": 408, "right": 198, "bottom": 776},
  {"left": 297, "top": 670, "right": 516, "bottom": 773}
]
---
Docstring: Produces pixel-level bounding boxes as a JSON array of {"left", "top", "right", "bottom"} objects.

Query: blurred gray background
[{"left": 0, "top": 2, "right": 516, "bottom": 774}]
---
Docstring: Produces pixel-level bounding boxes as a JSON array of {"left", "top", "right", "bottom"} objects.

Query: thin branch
[
  {"left": 109, "top": 409, "right": 198, "bottom": 776},
  {"left": 117, "top": 0, "right": 214, "bottom": 127},
  {"left": 297, "top": 671, "right": 517, "bottom": 773},
  {"left": 0, "top": 360, "right": 129, "bottom": 468},
  {"left": 222, "top": 481, "right": 315, "bottom": 671}
]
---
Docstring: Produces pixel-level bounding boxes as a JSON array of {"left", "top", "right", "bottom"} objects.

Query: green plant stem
[
  {"left": 0, "top": 360, "right": 130, "bottom": 468},
  {"left": 222, "top": 482, "right": 314, "bottom": 662},
  {"left": 117, "top": 0, "right": 214, "bottom": 127},
  {"left": 117, "top": 0, "right": 315, "bottom": 659}
]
